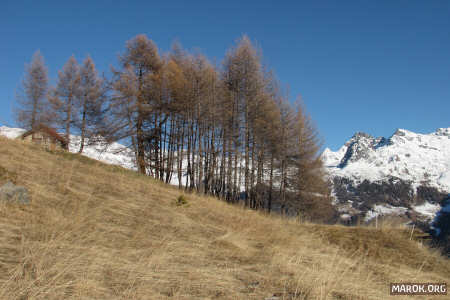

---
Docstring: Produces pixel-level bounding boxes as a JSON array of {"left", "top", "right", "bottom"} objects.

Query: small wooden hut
[{"left": 20, "top": 125, "right": 68, "bottom": 151}]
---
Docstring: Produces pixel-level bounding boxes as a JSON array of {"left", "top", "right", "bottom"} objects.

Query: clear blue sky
[{"left": 1, "top": 0, "right": 449, "bottom": 150}]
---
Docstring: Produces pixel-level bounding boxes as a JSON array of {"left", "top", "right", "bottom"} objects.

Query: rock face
[
  {"left": 338, "top": 132, "right": 386, "bottom": 168},
  {"left": 322, "top": 128, "right": 450, "bottom": 224},
  {"left": 0, "top": 181, "right": 30, "bottom": 205}
]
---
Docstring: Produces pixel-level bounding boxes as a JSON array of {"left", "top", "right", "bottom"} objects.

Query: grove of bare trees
[{"left": 14, "top": 34, "right": 335, "bottom": 221}]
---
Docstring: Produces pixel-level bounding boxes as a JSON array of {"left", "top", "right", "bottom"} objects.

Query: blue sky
[{"left": 1, "top": 0, "right": 449, "bottom": 150}]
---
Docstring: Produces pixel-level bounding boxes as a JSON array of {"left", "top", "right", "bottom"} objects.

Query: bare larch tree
[{"left": 14, "top": 50, "right": 49, "bottom": 130}]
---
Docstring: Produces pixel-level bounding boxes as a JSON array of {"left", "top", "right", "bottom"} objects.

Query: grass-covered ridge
[{"left": 0, "top": 137, "right": 448, "bottom": 299}]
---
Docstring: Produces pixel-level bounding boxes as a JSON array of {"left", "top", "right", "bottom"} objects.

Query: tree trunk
[{"left": 79, "top": 98, "right": 87, "bottom": 153}]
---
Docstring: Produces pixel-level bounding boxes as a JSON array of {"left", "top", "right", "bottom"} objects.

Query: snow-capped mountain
[{"left": 323, "top": 127, "right": 450, "bottom": 224}]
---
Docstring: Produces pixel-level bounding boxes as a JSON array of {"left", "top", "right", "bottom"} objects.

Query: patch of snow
[
  {"left": 0, "top": 126, "right": 25, "bottom": 139},
  {"left": 413, "top": 202, "right": 441, "bottom": 218},
  {"left": 321, "top": 148, "right": 341, "bottom": 167},
  {"left": 364, "top": 204, "right": 408, "bottom": 222},
  {"left": 68, "top": 135, "right": 137, "bottom": 170},
  {"left": 364, "top": 210, "right": 379, "bottom": 222},
  {"left": 340, "top": 213, "right": 351, "bottom": 221}
]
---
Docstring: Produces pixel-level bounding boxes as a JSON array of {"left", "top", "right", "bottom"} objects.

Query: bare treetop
[{"left": 15, "top": 50, "right": 49, "bottom": 130}]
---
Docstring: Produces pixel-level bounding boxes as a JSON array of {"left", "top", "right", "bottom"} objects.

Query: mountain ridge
[
  {"left": 322, "top": 127, "right": 450, "bottom": 193},
  {"left": 322, "top": 127, "right": 450, "bottom": 226}
]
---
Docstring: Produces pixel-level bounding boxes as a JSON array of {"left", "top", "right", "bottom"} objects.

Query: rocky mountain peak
[
  {"left": 323, "top": 127, "right": 450, "bottom": 226},
  {"left": 351, "top": 131, "right": 373, "bottom": 140},
  {"left": 393, "top": 128, "right": 407, "bottom": 136},
  {"left": 325, "top": 127, "right": 450, "bottom": 192},
  {"left": 338, "top": 132, "right": 380, "bottom": 168}
]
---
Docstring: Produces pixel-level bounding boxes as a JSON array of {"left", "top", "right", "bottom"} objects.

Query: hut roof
[{"left": 21, "top": 125, "right": 68, "bottom": 148}]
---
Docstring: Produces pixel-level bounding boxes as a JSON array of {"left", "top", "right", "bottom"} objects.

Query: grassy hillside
[{"left": 0, "top": 137, "right": 448, "bottom": 299}]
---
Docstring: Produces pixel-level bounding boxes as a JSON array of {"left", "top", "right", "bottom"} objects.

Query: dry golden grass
[{"left": 0, "top": 136, "right": 448, "bottom": 299}]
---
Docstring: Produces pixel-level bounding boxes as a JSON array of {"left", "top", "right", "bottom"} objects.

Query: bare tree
[
  {"left": 222, "top": 35, "right": 265, "bottom": 204},
  {"left": 14, "top": 51, "right": 49, "bottom": 130},
  {"left": 111, "top": 34, "right": 163, "bottom": 174},
  {"left": 12, "top": 35, "right": 334, "bottom": 220},
  {"left": 75, "top": 56, "right": 107, "bottom": 153},
  {"left": 48, "top": 55, "right": 80, "bottom": 146}
]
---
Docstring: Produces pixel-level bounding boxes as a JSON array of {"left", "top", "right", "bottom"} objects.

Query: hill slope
[
  {"left": 0, "top": 126, "right": 136, "bottom": 170},
  {"left": 0, "top": 136, "right": 449, "bottom": 299}
]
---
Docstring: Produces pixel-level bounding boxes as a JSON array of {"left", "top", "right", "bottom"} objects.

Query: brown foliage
[{"left": 15, "top": 35, "right": 334, "bottom": 220}]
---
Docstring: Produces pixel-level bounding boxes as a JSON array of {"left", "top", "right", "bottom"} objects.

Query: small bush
[{"left": 175, "top": 195, "right": 189, "bottom": 206}]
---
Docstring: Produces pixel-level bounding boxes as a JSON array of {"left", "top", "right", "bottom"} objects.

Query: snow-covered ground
[
  {"left": 0, "top": 126, "right": 26, "bottom": 139},
  {"left": 1, "top": 126, "right": 137, "bottom": 170},
  {"left": 67, "top": 135, "right": 137, "bottom": 170},
  {"left": 413, "top": 202, "right": 441, "bottom": 219},
  {"left": 364, "top": 204, "right": 408, "bottom": 222}
]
